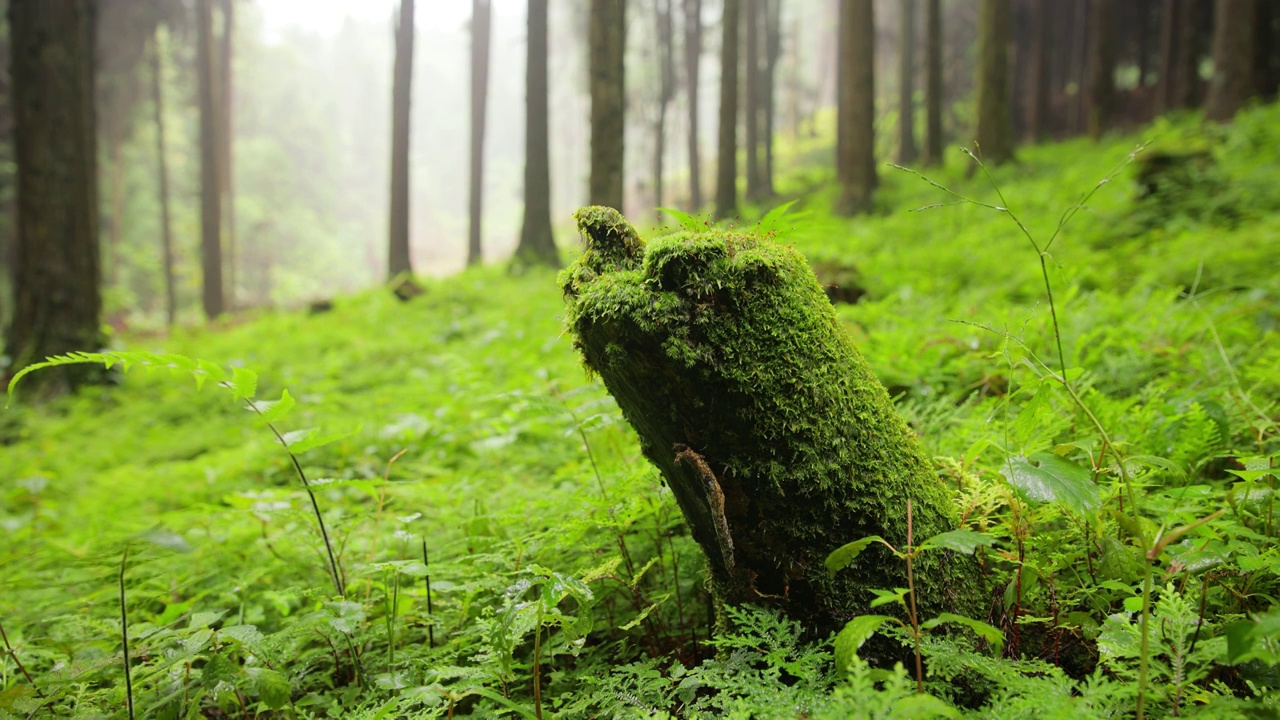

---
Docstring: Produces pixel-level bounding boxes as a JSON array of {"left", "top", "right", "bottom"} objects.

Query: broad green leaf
[
  {"left": 833, "top": 615, "right": 894, "bottom": 674},
  {"left": 757, "top": 200, "right": 799, "bottom": 233},
  {"left": 282, "top": 428, "right": 354, "bottom": 455},
  {"left": 1001, "top": 453, "right": 1099, "bottom": 516},
  {"left": 228, "top": 366, "right": 259, "bottom": 400},
  {"left": 250, "top": 668, "right": 292, "bottom": 709},
  {"left": 257, "top": 389, "right": 297, "bottom": 426},
  {"left": 870, "top": 587, "right": 910, "bottom": 609},
  {"left": 1225, "top": 620, "right": 1257, "bottom": 664},
  {"left": 918, "top": 529, "right": 997, "bottom": 555},
  {"left": 656, "top": 207, "right": 701, "bottom": 232},
  {"left": 825, "top": 535, "right": 888, "bottom": 576},
  {"left": 891, "top": 693, "right": 961, "bottom": 719}
]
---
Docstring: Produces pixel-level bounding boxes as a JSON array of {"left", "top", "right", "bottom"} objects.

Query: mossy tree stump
[{"left": 561, "top": 207, "right": 978, "bottom": 642}]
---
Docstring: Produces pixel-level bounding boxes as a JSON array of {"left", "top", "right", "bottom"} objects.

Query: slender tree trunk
[
  {"left": 683, "top": 0, "right": 703, "bottom": 211},
  {"left": 975, "top": 0, "right": 1014, "bottom": 164},
  {"left": 108, "top": 136, "right": 125, "bottom": 287},
  {"left": 589, "top": 0, "right": 626, "bottom": 210},
  {"left": 1204, "top": 0, "right": 1256, "bottom": 122},
  {"left": 1253, "top": 1, "right": 1278, "bottom": 102},
  {"left": 514, "top": 0, "right": 558, "bottom": 267},
  {"left": 761, "top": 0, "right": 780, "bottom": 196},
  {"left": 923, "top": 0, "right": 943, "bottom": 166},
  {"left": 1027, "top": 0, "right": 1050, "bottom": 141},
  {"left": 715, "top": 0, "right": 740, "bottom": 219},
  {"left": 219, "top": 0, "right": 235, "bottom": 308},
  {"left": 654, "top": 0, "right": 675, "bottom": 215},
  {"left": 151, "top": 28, "right": 177, "bottom": 327},
  {"left": 744, "top": 0, "right": 760, "bottom": 199},
  {"left": 836, "top": 0, "right": 875, "bottom": 214},
  {"left": 1086, "top": 0, "right": 1117, "bottom": 139},
  {"left": 5, "top": 0, "right": 102, "bottom": 392},
  {"left": 1157, "top": 0, "right": 1178, "bottom": 113},
  {"left": 897, "top": 0, "right": 917, "bottom": 164},
  {"left": 468, "top": 0, "right": 491, "bottom": 267},
  {"left": 196, "top": 0, "right": 223, "bottom": 318},
  {"left": 1136, "top": 0, "right": 1152, "bottom": 88},
  {"left": 388, "top": 0, "right": 414, "bottom": 278},
  {"left": 1067, "top": 0, "right": 1087, "bottom": 135}
]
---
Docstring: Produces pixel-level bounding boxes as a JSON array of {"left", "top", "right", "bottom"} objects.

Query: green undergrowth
[{"left": 2, "top": 103, "right": 1279, "bottom": 717}]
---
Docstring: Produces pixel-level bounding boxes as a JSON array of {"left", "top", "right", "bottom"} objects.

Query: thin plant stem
[
  {"left": 0, "top": 618, "right": 43, "bottom": 698},
  {"left": 423, "top": 539, "right": 435, "bottom": 649},
  {"left": 532, "top": 608, "right": 544, "bottom": 720},
  {"left": 120, "top": 546, "right": 135, "bottom": 720},
  {"left": 905, "top": 499, "right": 924, "bottom": 694}
]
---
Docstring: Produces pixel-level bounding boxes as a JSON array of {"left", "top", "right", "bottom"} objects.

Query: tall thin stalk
[{"left": 120, "top": 546, "right": 135, "bottom": 720}]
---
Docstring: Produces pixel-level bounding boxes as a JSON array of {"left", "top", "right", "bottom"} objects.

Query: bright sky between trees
[{"left": 258, "top": 0, "right": 517, "bottom": 37}]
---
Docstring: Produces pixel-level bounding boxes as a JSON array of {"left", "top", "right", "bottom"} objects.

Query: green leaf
[
  {"left": 918, "top": 529, "right": 997, "bottom": 555},
  {"left": 833, "top": 615, "right": 895, "bottom": 674},
  {"left": 286, "top": 429, "right": 354, "bottom": 455},
  {"left": 256, "top": 389, "right": 297, "bottom": 426},
  {"left": 891, "top": 693, "right": 961, "bottom": 719},
  {"left": 825, "top": 535, "right": 888, "bottom": 576},
  {"left": 870, "top": 587, "right": 910, "bottom": 609},
  {"left": 757, "top": 200, "right": 800, "bottom": 233},
  {"left": 656, "top": 207, "right": 701, "bottom": 232},
  {"left": 251, "top": 668, "right": 292, "bottom": 709},
  {"left": 1225, "top": 620, "right": 1256, "bottom": 664},
  {"left": 227, "top": 366, "right": 258, "bottom": 400},
  {"left": 921, "top": 613, "right": 1005, "bottom": 654},
  {"left": 1001, "top": 453, "right": 1099, "bottom": 516}
]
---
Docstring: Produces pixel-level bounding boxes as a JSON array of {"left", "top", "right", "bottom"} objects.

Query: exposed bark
[
  {"left": 5, "top": 0, "right": 103, "bottom": 392},
  {"left": 975, "top": 0, "right": 1013, "bottom": 164},
  {"left": 761, "top": 0, "right": 780, "bottom": 197},
  {"left": 388, "top": 0, "right": 414, "bottom": 279},
  {"left": 514, "top": 0, "right": 558, "bottom": 268},
  {"left": 683, "top": 0, "right": 703, "bottom": 211},
  {"left": 1254, "top": 1, "right": 1278, "bottom": 102},
  {"left": 196, "top": 0, "right": 223, "bottom": 318},
  {"left": 1157, "top": 0, "right": 1179, "bottom": 113},
  {"left": 1174, "top": 0, "right": 1201, "bottom": 109},
  {"left": 897, "top": 0, "right": 917, "bottom": 164},
  {"left": 468, "top": 0, "right": 491, "bottom": 267},
  {"left": 654, "top": 0, "right": 676, "bottom": 215},
  {"left": 563, "top": 207, "right": 979, "bottom": 644},
  {"left": 923, "top": 0, "right": 943, "bottom": 166},
  {"left": 589, "top": 0, "right": 626, "bottom": 210},
  {"left": 219, "top": 0, "right": 235, "bottom": 307},
  {"left": 1068, "top": 0, "right": 1087, "bottom": 135},
  {"left": 1205, "top": 0, "right": 1256, "bottom": 122},
  {"left": 150, "top": 27, "right": 176, "bottom": 327},
  {"left": 1086, "top": 0, "right": 1117, "bottom": 139},
  {"left": 1136, "top": 0, "right": 1152, "bottom": 88},
  {"left": 1027, "top": 0, "right": 1050, "bottom": 141},
  {"left": 714, "top": 0, "right": 739, "bottom": 219},
  {"left": 836, "top": 0, "right": 875, "bottom": 214},
  {"left": 744, "top": 0, "right": 761, "bottom": 199}
]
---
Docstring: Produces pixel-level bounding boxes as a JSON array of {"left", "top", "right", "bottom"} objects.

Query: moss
[{"left": 561, "top": 207, "right": 979, "bottom": 645}]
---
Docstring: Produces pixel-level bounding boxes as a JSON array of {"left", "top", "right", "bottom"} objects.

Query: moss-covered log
[{"left": 560, "top": 207, "right": 978, "bottom": 641}]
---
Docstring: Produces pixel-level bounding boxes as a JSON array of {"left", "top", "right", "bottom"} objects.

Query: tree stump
[{"left": 561, "top": 207, "right": 978, "bottom": 642}]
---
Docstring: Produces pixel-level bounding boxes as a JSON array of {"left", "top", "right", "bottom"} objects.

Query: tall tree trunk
[
  {"left": 1156, "top": 0, "right": 1179, "bottom": 113},
  {"left": 388, "top": 0, "right": 414, "bottom": 279},
  {"left": 5, "top": 0, "right": 102, "bottom": 392},
  {"left": 836, "top": 0, "right": 875, "bottom": 214},
  {"left": 683, "top": 0, "right": 703, "bottom": 211},
  {"left": 1027, "top": 0, "right": 1050, "bottom": 141},
  {"left": 975, "top": 0, "right": 1013, "bottom": 165},
  {"left": 589, "top": 0, "right": 626, "bottom": 210},
  {"left": 196, "top": 0, "right": 223, "bottom": 318},
  {"left": 1136, "top": 0, "right": 1152, "bottom": 88},
  {"left": 107, "top": 135, "right": 125, "bottom": 287},
  {"left": 1204, "top": 0, "right": 1256, "bottom": 122},
  {"left": 1067, "top": 0, "right": 1087, "bottom": 135},
  {"left": 654, "top": 0, "right": 675, "bottom": 215},
  {"left": 761, "top": 0, "right": 780, "bottom": 196},
  {"left": 897, "top": 0, "right": 917, "bottom": 164},
  {"left": 514, "top": 0, "right": 558, "bottom": 268},
  {"left": 1253, "top": 1, "right": 1278, "bottom": 102},
  {"left": 1176, "top": 0, "right": 1204, "bottom": 108},
  {"left": 1086, "top": 0, "right": 1117, "bottom": 139},
  {"left": 468, "top": 0, "right": 491, "bottom": 267},
  {"left": 219, "top": 0, "right": 235, "bottom": 308},
  {"left": 714, "top": 0, "right": 740, "bottom": 219},
  {"left": 923, "top": 0, "right": 943, "bottom": 166},
  {"left": 744, "top": 0, "right": 760, "bottom": 199},
  {"left": 151, "top": 27, "right": 177, "bottom": 328}
]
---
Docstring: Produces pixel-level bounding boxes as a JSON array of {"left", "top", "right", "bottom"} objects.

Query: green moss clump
[{"left": 560, "top": 207, "right": 979, "bottom": 644}]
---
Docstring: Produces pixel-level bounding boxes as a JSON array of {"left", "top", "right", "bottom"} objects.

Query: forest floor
[{"left": 3, "top": 104, "right": 1280, "bottom": 718}]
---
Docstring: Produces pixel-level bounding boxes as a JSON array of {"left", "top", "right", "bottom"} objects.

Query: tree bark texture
[
  {"left": 714, "top": 0, "right": 739, "bottom": 219},
  {"left": 923, "top": 0, "right": 943, "bottom": 166},
  {"left": 683, "top": 0, "right": 703, "bottom": 211},
  {"left": 388, "top": 0, "right": 414, "bottom": 279},
  {"left": 1087, "top": 0, "right": 1117, "bottom": 139},
  {"left": 1204, "top": 0, "right": 1257, "bottom": 122},
  {"left": 975, "top": 0, "right": 1013, "bottom": 165},
  {"left": 897, "top": 0, "right": 917, "bottom": 164},
  {"left": 589, "top": 0, "right": 626, "bottom": 210},
  {"left": 1254, "top": 1, "right": 1278, "bottom": 102},
  {"left": 219, "top": 0, "right": 235, "bottom": 307},
  {"left": 562, "top": 206, "right": 978, "bottom": 642},
  {"left": 514, "top": 0, "right": 558, "bottom": 268},
  {"left": 5, "top": 0, "right": 103, "bottom": 391},
  {"left": 761, "top": 0, "right": 780, "bottom": 197},
  {"left": 744, "top": 0, "right": 761, "bottom": 199},
  {"left": 468, "top": 0, "right": 491, "bottom": 267},
  {"left": 196, "top": 0, "right": 224, "bottom": 317},
  {"left": 1157, "top": 0, "right": 1179, "bottom": 113},
  {"left": 654, "top": 0, "right": 676, "bottom": 214},
  {"left": 1027, "top": 0, "right": 1050, "bottom": 141},
  {"left": 836, "top": 0, "right": 875, "bottom": 214},
  {"left": 151, "top": 28, "right": 177, "bottom": 327}
]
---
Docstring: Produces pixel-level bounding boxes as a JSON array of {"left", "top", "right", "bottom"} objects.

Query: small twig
[
  {"left": 423, "top": 539, "right": 435, "bottom": 649},
  {"left": 120, "top": 546, "right": 135, "bottom": 720},
  {"left": 0, "top": 618, "right": 43, "bottom": 698}
]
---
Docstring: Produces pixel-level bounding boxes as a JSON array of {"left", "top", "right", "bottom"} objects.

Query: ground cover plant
[{"left": 2, "top": 103, "right": 1280, "bottom": 718}]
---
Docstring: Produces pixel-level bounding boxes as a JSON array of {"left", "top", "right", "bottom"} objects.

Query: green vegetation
[{"left": 3, "top": 104, "right": 1280, "bottom": 718}]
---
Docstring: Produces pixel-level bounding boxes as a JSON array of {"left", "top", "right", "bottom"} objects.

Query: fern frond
[{"left": 6, "top": 350, "right": 253, "bottom": 407}]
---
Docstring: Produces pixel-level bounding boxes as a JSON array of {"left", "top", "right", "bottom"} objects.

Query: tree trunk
[
  {"left": 1086, "top": 0, "right": 1117, "bottom": 139},
  {"left": 1027, "top": 0, "right": 1050, "bottom": 141},
  {"left": 714, "top": 0, "right": 739, "bottom": 219},
  {"left": 514, "top": 0, "right": 558, "bottom": 268},
  {"left": 468, "top": 0, "right": 491, "bottom": 267},
  {"left": 1136, "top": 0, "right": 1152, "bottom": 89},
  {"left": 923, "top": 0, "right": 943, "bottom": 166},
  {"left": 654, "top": 0, "right": 675, "bottom": 216},
  {"left": 1157, "top": 0, "right": 1179, "bottom": 113},
  {"left": 761, "top": 0, "right": 780, "bottom": 197},
  {"left": 1253, "top": 1, "right": 1278, "bottom": 102},
  {"left": 897, "top": 0, "right": 917, "bottom": 164},
  {"left": 5, "top": 0, "right": 103, "bottom": 393},
  {"left": 836, "top": 0, "right": 875, "bottom": 214},
  {"left": 975, "top": 0, "right": 1013, "bottom": 164},
  {"left": 683, "top": 0, "right": 703, "bottom": 211},
  {"left": 744, "top": 0, "right": 760, "bottom": 200},
  {"left": 219, "top": 0, "right": 235, "bottom": 308},
  {"left": 1204, "top": 0, "right": 1256, "bottom": 122},
  {"left": 589, "top": 0, "right": 626, "bottom": 210},
  {"left": 388, "top": 0, "right": 415, "bottom": 279},
  {"left": 563, "top": 207, "right": 978, "bottom": 644},
  {"left": 1067, "top": 0, "right": 1087, "bottom": 135},
  {"left": 151, "top": 28, "right": 177, "bottom": 328},
  {"left": 196, "top": 0, "right": 223, "bottom": 318}
]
